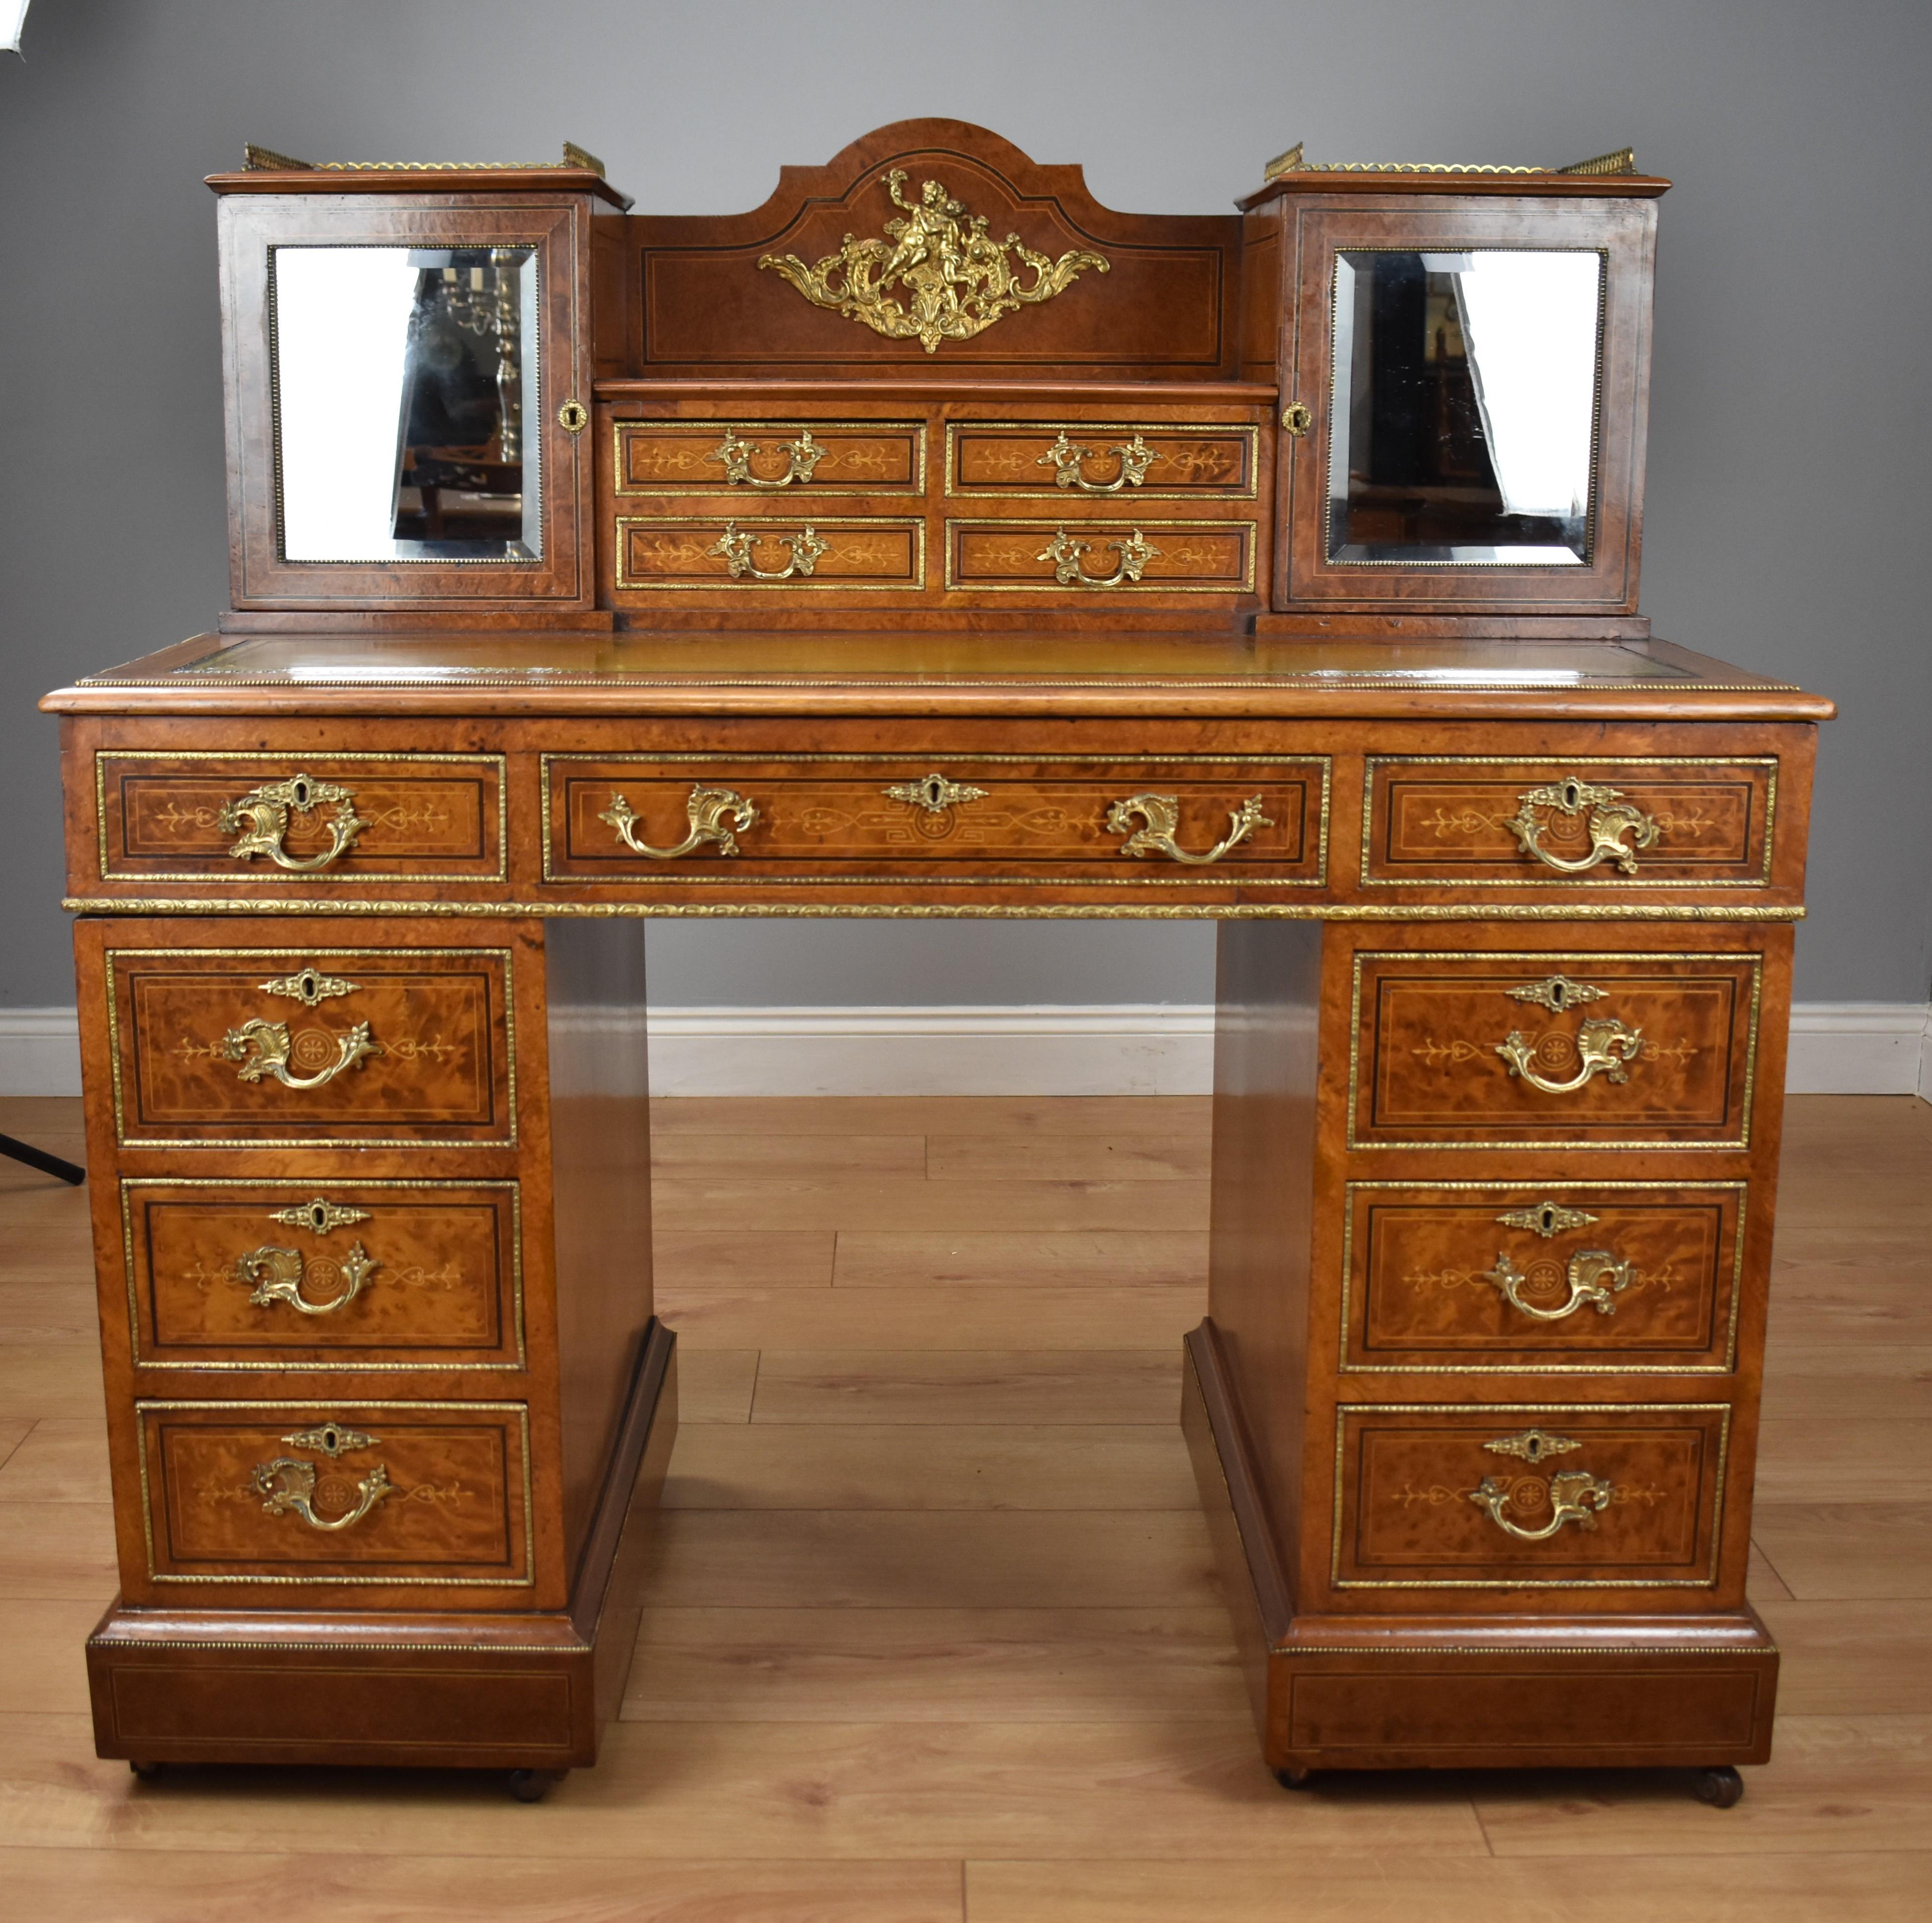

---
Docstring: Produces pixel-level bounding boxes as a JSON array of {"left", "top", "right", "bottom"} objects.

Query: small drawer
[
  {"left": 614, "top": 515, "right": 924, "bottom": 590},
  {"left": 1348, "top": 950, "right": 1764, "bottom": 1151},
  {"left": 95, "top": 752, "right": 507, "bottom": 883},
  {"left": 1362, "top": 758, "right": 1777, "bottom": 888},
  {"left": 107, "top": 944, "right": 516, "bottom": 1148},
  {"left": 945, "top": 517, "right": 1256, "bottom": 595},
  {"left": 134, "top": 1401, "right": 532, "bottom": 1588},
  {"left": 121, "top": 1179, "right": 524, "bottom": 1372},
  {"left": 542, "top": 753, "right": 1327, "bottom": 887},
  {"left": 945, "top": 421, "right": 1259, "bottom": 498},
  {"left": 1332, "top": 1404, "right": 1731, "bottom": 1590},
  {"left": 613, "top": 418, "right": 926, "bottom": 495},
  {"left": 1341, "top": 1182, "right": 1746, "bottom": 1373}
]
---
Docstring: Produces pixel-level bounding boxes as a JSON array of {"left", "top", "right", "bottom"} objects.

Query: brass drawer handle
[
  {"left": 707, "top": 519, "right": 830, "bottom": 578},
  {"left": 1107, "top": 792, "right": 1271, "bottom": 866},
  {"left": 1495, "top": 1015, "right": 1643, "bottom": 1095},
  {"left": 1038, "top": 431, "right": 1156, "bottom": 494},
  {"left": 600, "top": 784, "right": 758, "bottom": 860},
  {"left": 233, "top": 1240, "right": 378, "bottom": 1316},
  {"left": 1469, "top": 1468, "right": 1615, "bottom": 1541},
  {"left": 709, "top": 428, "right": 827, "bottom": 488},
  {"left": 1038, "top": 525, "right": 1159, "bottom": 588},
  {"left": 218, "top": 772, "right": 369, "bottom": 873},
  {"left": 222, "top": 1017, "right": 383, "bottom": 1090},
  {"left": 252, "top": 1454, "right": 394, "bottom": 1532},
  {"left": 1503, "top": 776, "right": 1659, "bottom": 876},
  {"left": 1482, "top": 1249, "right": 1633, "bottom": 1320}
]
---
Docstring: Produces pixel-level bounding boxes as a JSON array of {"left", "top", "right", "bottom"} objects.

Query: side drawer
[
  {"left": 121, "top": 1178, "right": 524, "bottom": 1372},
  {"left": 1332, "top": 1404, "right": 1732, "bottom": 1590},
  {"left": 1348, "top": 949, "right": 1764, "bottom": 1151},
  {"left": 613, "top": 418, "right": 927, "bottom": 495},
  {"left": 1362, "top": 757, "right": 1777, "bottom": 888},
  {"left": 945, "top": 421, "right": 1259, "bottom": 498},
  {"left": 94, "top": 752, "right": 506, "bottom": 884},
  {"left": 1340, "top": 1181, "right": 1747, "bottom": 1374},
  {"left": 614, "top": 514, "right": 925, "bottom": 591},
  {"left": 945, "top": 517, "right": 1256, "bottom": 596},
  {"left": 134, "top": 1401, "right": 533, "bottom": 1589},
  {"left": 543, "top": 753, "right": 1328, "bottom": 887},
  {"left": 105, "top": 943, "right": 517, "bottom": 1148}
]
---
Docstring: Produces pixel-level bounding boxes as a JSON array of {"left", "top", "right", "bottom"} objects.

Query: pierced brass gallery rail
[
  {"left": 233, "top": 1241, "right": 378, "bottom": 1316},
  {"left": 709, "top": 428, "right": 827, "bottom": 489},
  {"left": 600, "top": 784, "right": 759, "bottom": 860},
  {"left": 707, "top": 520, "right": 831, "bottom": 579},
  {"left": 759, "top": 169, "right": 1108, "bottom": 354},
  {"left": 1503, "top": 776, "right": 1659, "bottom": 876},
  {"left": 1481, "top": 1249, "right": 1634, "bottom": 1320},
  {"left": 1107, "top": 793, "right": 1272, "bottom": 866},
  {"left": 222, "top": 1018, "right": 383, "bottom": 1090},
  {"left": 218, "top": 772, "right": 369, "bottom": 873},
  {"left": 1038, "top": 525, "right": 1160, "bottom": 588},
  {"left": 1495, "top": 1015, "right": 1644, "bottom": 1096},
  {"left": 1038, "top": 431, "right": 1156, "bottom": 494}
]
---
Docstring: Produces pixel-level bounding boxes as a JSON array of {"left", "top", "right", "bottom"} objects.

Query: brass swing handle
[
  {"left": 252, "top": 1455, "right": 394, "bottom": 1532},
  {"left": 1503, "top": 777, "right": 1659, "bottom": 876},
  {"left": 222, "top": 1018, "right": 382, "bottom": 1090},
  {"left": 1495, "top": 1016, "right": 1644, "bottom": 1096},
  {"left": 600, "top": 783, "right": 759, "bottom": 860},
  {"left": 233, "top": 1240, "right": 378, "bottom": 1316},
  {"left": 1482, "top": 1250, "right": 1633, "bottom": 1320},
  {"left": 707, "top": 520, "right": 830, "bottom": 579},
  {"left": 218, "top": 772, "right": 369, "bottom": 873},
  {"left": 709, "top": 427, "right": 827, "bottom": 488},
  {"left": 1469, "top": 1468, "right": 1615, "bottom": 1541},
  {"left": 1038, "top": 526, "right": 1160, "bottom": 588},
  {"left": 1038, "top": 431, "right": 1156, "bottom": 494},
  {"left": 1107, "top": 793, "right": 1272, "bottom": 866}
]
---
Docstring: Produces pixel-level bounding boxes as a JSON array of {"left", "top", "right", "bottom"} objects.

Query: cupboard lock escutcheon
[
  {"left": 557, "top": 398, "right": 589, "bottom": 435},
  {"left": 1280, "top": 401, "right": 1313, "bottom": 436}
]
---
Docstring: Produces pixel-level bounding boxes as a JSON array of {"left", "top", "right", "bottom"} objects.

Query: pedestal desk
[{"left": 43, "top": 122, "right": 1830, "bottom": 1803}]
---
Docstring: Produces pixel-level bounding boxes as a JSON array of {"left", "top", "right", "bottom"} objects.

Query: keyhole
[
  {"left": 1558, "top": 779, "right": 1583, "bottom": 812},
  {"left": 288, "top": 775, "right": 314, "bottom": 809}
]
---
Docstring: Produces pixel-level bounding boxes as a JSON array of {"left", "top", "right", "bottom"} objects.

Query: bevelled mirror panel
[
  {"left": 273, "top": 245, "right": 541, "bottom": 562},
  {"left": 1327, "top": 249, "right": 1602, "bottom": 566}
]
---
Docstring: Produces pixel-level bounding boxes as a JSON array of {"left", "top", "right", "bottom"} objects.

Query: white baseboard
[{"left": 5, "top": 1000, "right": 1928, "bottom": 1099}]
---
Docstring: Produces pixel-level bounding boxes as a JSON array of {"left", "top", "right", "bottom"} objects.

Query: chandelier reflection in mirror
[
  {"left": 272, "top": 245, "right": 541, "bottom": 562},
  {"left": 1327, "top": 249, "right": 1603, "bottom": 566}
]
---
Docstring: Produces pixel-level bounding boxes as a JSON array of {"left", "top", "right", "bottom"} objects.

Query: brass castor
[
  {"left": 1692, "top": 1765, "right": 1744, "bottom": 1808},
  {"left": 506, "top": 1768, "right": 566, "bottom": 1803},
  {"left": 128, "top": 1760, "right": 165, "bottom": 1780},
  {"left": 1274, "top": 1766, "right": 1314, "bottom": 1789}
]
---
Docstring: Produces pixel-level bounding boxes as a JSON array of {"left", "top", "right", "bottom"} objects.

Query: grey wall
[{"left": 3, "top": 0, "right": 1928, "bottom": 1012}]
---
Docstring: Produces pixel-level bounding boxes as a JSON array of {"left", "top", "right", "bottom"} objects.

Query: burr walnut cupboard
[{"left": 43, "top": 122, "right": 1830, "bottom": 1807}]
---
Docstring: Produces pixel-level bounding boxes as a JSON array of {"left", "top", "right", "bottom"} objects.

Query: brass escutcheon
[
  {"left": 1503, "top": 776, "right": 1660, "bottom": 877},
  {"left": 217, "top": 772, "right": 368, "bottom": 874},
  {"left": 1280, "top": 401, "right": 1313, "bottom": 436},
  {"left": 557, "top": 398, "right": 589, "bottom": 434}
]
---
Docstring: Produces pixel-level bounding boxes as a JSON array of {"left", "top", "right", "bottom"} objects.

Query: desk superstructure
[{"left": 44, "top": 123, "right": 1829, "bottom": 1802}]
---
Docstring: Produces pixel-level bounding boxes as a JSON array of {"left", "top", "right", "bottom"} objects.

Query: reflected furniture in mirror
[{"left": 46, "top": 125, "right": 1827, "bottom": 1806}]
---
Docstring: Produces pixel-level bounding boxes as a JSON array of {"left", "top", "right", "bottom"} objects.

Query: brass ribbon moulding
[
  {"left": 759, "top": 168, "right": 1108, "bottom": 354},
  {"left": 1107, "top": 793, "right": 1272, "bottom": 867},
  {"left": 600, "top": 784, "right": 759, "bottom": 860},
  {"left": 1503, "top": 776, "right": 1660, "bottom": 877},
  {"left": 217, "top": 772, "right": 369, "bottom": 874}
]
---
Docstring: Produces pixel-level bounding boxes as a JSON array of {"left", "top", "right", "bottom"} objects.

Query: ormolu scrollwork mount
[{"left": 41, "top": 121, "right": 1828, "bottom": 1814}]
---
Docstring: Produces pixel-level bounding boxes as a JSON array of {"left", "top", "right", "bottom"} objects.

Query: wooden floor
[{"left": 0, "top": 1092, "right": 1927, "bottom": 1921}]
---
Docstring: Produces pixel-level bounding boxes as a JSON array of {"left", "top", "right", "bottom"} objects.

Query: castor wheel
[
  {"left": 506, "top": 1767, "right": 566, "bottom": 1803},
  {"left": 1692, "top": 1765, "right": 1744, "bottom": 1808},
  {"left": 1274, "top": 1765, "right": 1315, "bottom": 1790},
  {"left": 128, "top": 1760, "right": 165, "bottom": 1780}
]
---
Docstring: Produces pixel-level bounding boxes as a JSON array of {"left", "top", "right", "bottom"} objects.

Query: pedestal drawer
[
  {"left": 1347, "top": 950, "right": 1764, "bottom": 1150},
  {"left": 1340, "top": 1182, "right": 1747, "bottom": 1374},
  {"left": 1331, "top": 1404, "right": 1731, "bottom": 1591},
  {"left": 105, "top": 944, "right": 517, "bottom": 1148},
  {"left": 134, "top": 1401, "right": 533, "bottom": 1589},
  {"left": 121, "top": 1179, "right": 524, "bottom": 1372}
]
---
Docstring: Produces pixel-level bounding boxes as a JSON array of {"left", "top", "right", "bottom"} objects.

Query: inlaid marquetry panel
[
  {"left": 944, "top": 518, "right": 1256, "bottom": 594},
  {"left": 614, "top": 515, "right": 925, "bottom": 590},
  {"left": 1339, "top": 1181, "right": 1747, "bottom": 1373},
  {"left": 945, "top": 421, "right": 1259, "bottom": 497},
  {"left": 96, "top": 752, "right": 507, "bottom": 883},
  {"left": 106, "top": 947, "right": 516, "bottom": 1148},
  {"left": 613, "top": 419, "right": 926, "bottom": 495},
  {"left": 1347, "top": 950, "right": 1763, "bottom": 1150},
  {"left": 1361, "top": 757, "right": 1777, "bottom": 888},
  {"left": 122, "top": 1178, "right": 524, "bottom": 1371},
  {"left": 1331, "top": 1403, "right": 1731, "bottom": 1590},
  {"left": 134, "top": 1400, "right": 532, "bottom": 1588}
]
